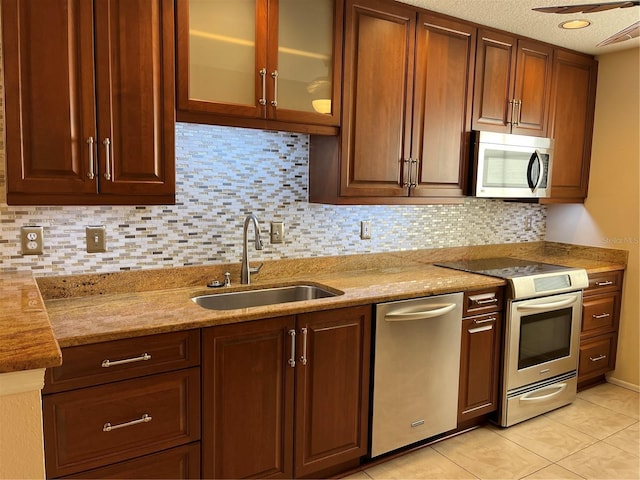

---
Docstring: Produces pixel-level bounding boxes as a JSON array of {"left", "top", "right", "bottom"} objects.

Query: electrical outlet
[
  {"left": 524, "top": 216, "right": 532, "bottom": 231},
  {"left": 86, "top": 226, "right": 107, "bottom": 253},
  {"left": 21, "top": 226, "right": 44, "bottom": 255},
  {"left": 360, "top": 221, "right": 372, "bottom": 240},
  {"left": 270, "top": 221, "right": 284, "bottom": 244}
]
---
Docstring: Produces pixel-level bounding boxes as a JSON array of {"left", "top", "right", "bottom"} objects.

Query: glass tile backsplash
[{"left": 0, "top": 123, "right": 546, "bottom": 276}]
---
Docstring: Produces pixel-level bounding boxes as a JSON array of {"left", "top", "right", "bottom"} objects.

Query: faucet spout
[{"left": 241, "top": 214, "right": 263, "bottom": 285}]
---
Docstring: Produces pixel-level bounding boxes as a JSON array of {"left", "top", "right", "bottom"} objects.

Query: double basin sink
[{"left": 192, "top": 284, "right": 341, "bottom": 311}]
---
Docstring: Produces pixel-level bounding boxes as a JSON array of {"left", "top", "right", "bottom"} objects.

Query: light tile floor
[{"left": 346, "top": 383, "right": 639, "bottom": 480}]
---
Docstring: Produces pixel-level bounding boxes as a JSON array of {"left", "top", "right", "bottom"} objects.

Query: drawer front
[
  {"left": 62, "top": 443, "right": 201, "bottom": 479},
  {"left": 585, "top": 270, "right": 623, "bottom": 295},
  {"left": 44, "top": 368, "right": 201, "bottom": 478},
  {"left": 45, "top": 330, "right": 200, "bottom": 393},
  {"left": 463, "top": 287, "right": 504, "bottom": 316},
  {"left": 582, "top": 293, "right": 618, "bottom": 335},
  {"left": 578, "top": 334, "right": 616, "bottom": 380}
]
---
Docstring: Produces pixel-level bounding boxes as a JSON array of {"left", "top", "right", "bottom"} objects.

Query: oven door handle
[
  {"left": 519, "top": 383, "right": 567, "bottom": 402},
  {"left": 384, "top": 303, "right": 457, "bottom": 322},
  {"left": 516, "top": 296, "right": 579, "bottom": 311}
]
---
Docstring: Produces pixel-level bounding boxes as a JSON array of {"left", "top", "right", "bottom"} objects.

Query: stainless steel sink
[{"left": 192, "top": 284, "right": 342, "bottom": 310}]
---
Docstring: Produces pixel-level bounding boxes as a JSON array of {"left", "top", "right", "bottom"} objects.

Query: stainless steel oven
[{"left": 437, "top": 258, "right": 589, "bottom": 427}]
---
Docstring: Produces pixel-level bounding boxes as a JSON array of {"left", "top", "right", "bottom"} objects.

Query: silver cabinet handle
[
  {"left": 468, "top": 325, "right": 493, "bottom": 334},
  {"left": 288, "top": 329, "right": 296, "bottom": 367},
  {"left": 595, "top": 280, "right": 614, "bottom": 287},
  {"left": 474, "top": 297, "right": 498, "bottom": 305},
  {"left": 103, "top": 413, "right": 152, "bottom": 432},
  {"left": 513, "top": 99, "right": 522, "bottom": 126},
  {"left": 508, "top": 99, "right": 515, "bottom": 126},
  {"left": 103, "top": 138, "right": 112, "bottom": 180},
  {"left": 473, "top": 316, "right": 496, "bottom": 324},
  {"left": 259, "top": 68, "right": 267, "bottom": 106},
  {"left": 271, "top": 70, "right": 279, "bottom": 107},
  {"left": 101, "top": 353, "right": 151, "bottom": 368},
  {"left": 410, "top": 159, "right": 418, "bottom": 188},
  {"left": 300, "top": 327, "right": 308, "bottom": 366},
  {"left": 592, "top": 313, "right": 611, "bottom": 319},
  {"left": 402, "top": 159, "right": 412, "bottom": 187},
  {"left": 589, "top": 354, "right": 607, "bottom": 362},
  {"left": 86, "top": 137, "right": 95, "bottom": 179}
]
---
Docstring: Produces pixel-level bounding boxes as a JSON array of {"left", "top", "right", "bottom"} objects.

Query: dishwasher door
[{"left": 371, "top": 292, "right": 463, "bottom": 457}]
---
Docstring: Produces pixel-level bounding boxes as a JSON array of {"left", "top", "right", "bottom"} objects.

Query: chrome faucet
[{"left": 241, "top": 214, "right": 264, "bottom": 284}]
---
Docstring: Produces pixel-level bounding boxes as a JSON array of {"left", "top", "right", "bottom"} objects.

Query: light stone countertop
[
  {"left": 0, "top": 241, "right": 628, "bottom": 371},
  {"left": 0, "top": 272, "right": 62, "bottom": 374}
]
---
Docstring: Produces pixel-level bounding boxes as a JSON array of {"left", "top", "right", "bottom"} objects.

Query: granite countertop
[
  {"left": 0, "top": 272, "right": 62, "bottom": 374},
  {"left": 0, "top": 241, "right": 627, "bottom": 372}
]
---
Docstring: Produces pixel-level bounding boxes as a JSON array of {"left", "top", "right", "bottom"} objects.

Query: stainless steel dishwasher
[{"left": 371, "top": 292, "right": 463, "bottom": 457}]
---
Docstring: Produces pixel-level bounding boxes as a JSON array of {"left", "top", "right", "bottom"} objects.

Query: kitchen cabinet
[
  {"left": 544, "top": 49, "right": 598, "bottom": 202},
  {"left": 42, "top": 331, "right": 201, "bottom": 478},
  {"left": 309, "top": 0, "right": 476, "bottom": 203},
  {"left": 176, "top": 0, "right": 342, "bottom": 134},
  {"left": 1, "top": 0, "right": 175, "bottom": 206},
  {"left": 472, "top": 29, "right": 553, "bottom": 137},
  {"left": 578, "top": 270, "right": 623, "bottom": 389},
  {"left": 458, "top": 287, "right": 504, "bottom": 425},
  {"left": 202, "top": 305, "right": 371, "bottom": 479}
]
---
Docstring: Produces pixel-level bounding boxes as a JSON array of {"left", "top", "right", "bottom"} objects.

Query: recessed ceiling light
[{"left": 559, "top": 19, "right": 592, "bottom": 30}]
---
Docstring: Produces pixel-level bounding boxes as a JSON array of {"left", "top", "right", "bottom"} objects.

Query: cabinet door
[
  {"left": 411, "top": 14, "right": 475, "bottom": 197},
  {"left": 511, "top": 40, "right": 553, "bottom": 137},
  {"left": 202, "top": 317, "right": 295, "bottom": 479},
  {"left": 458, "top": 313, "right": 502, "bottom": 423},
  {"left": 340, "top": 0, "right": 415, "bottom": 197},
  {"left": 1, "top": 0, "right": 97, "bottom": 201},
  {"left": 472, "top": 29, "right": 517, "bottom": 133},
  {"left": 94, "top": 0, "right": 175, "bottom": 198},
  {"left": 547, "top": 50, "right": 597, "bottom": 201},
  {"left": 176, "top": 0, "right": 267, "bottom": 118},
  {"left": 294, "top": 306, "right": 371, "bottom": 478},
  {"left": 268, "top": 0, "right": 342, "bottom": 126}
]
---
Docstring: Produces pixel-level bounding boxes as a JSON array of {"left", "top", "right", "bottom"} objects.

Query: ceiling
[{"left": 396, "top": 0, "right": 640, "bottom": 55}]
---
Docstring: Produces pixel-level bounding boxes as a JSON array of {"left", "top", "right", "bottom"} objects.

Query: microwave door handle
[
  {"left": 526, "top": 152, "right": 537, "bottom": 191},
  {"left": 533, "top": 150, "right": 545, "bottom": 193}
]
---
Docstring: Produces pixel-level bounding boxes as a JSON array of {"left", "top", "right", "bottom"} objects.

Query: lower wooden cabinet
[
  {"left": 458, "top": 288, "right": 503, "bottom": 424},
  {"left": 42, "top": 332, "right": 201, "bottom": 479},
  {"left": 63, "top": 443, "right": 201, "bottom": 479},
  {"left": 578, "top": 270, "right": 623, "bottom": 387},
  {"left": 202, "top": 306, "right": 371, "bottom": 479}
]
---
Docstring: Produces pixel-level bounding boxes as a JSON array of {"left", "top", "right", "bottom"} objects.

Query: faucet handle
[
  {"left": 257, "top": 239, "right": 264, "bottom": 250},
  {"left": 249, "top": 263, "right": 264, "bottom": 274}
]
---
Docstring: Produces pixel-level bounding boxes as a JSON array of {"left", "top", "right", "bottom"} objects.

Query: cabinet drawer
[
  {"left": 578, "top": 334, "right": 616, "bottom": 380},
  {"left": 463, "top": 287, "right": 504, "bottom": 316},
  {"left": 582, "top": 293, "right": 619, "bottom": 335},
  {"left": 585, "top": 270, "right": 623, "bottom": 295},
  {"left": 62, "top": 443, "right": 201, "bottom": 479},
  {"left": 44, "top": 368, "right": 201, "bottom": 478},
  {"left": 44, "top": 330, "right": 200, "bottom": 393}
]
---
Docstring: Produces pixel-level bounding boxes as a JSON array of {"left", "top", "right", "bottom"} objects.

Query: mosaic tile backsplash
[{"left": 0, "top": 121, "right": 546, "bottom": 277}]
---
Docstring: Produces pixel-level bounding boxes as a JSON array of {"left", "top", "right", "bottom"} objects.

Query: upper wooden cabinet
[
  {"left": 310, "top": 0, "right": 476, "bottom": 203},
  {"left": 473, "top": 29, "right": 553, "bottom": 137},
  {"left": 1, "top": 0, "right": 176, "bottom": 205},
  {"left": 545, "top": 50, "right": 598, "bottom": 202},
  {"left": 176, "top": 0, "right": 342, "bottom": 133}
]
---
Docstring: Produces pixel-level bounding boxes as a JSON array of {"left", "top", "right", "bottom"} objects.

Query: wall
[
  {"left": 546, "top": 48, "right": 640, "bottom": 389},
  {"left": 0, "top": 389, "right": 45, "bottom": 479}
]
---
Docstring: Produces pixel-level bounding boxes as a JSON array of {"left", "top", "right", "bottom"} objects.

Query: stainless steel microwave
[{"left": 471, "top": 131, "right": 554, "bottom": 199}]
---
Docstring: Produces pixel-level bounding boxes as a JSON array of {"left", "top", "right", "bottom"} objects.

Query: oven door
[{"left": 505, "top": 291, "right": 582, "bottom": 391}]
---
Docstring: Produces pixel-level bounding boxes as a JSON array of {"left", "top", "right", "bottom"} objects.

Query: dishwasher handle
[{"left": 384, "top": 303, "right": 457, "bottom": 322}]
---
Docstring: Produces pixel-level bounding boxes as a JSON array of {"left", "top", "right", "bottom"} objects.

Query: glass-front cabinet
[{"left": 176, "top": 0, "right": 341, "bottom": 128}]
